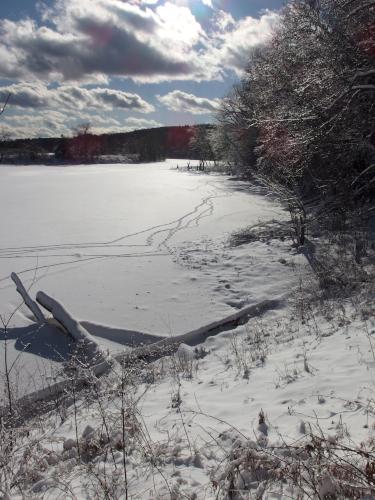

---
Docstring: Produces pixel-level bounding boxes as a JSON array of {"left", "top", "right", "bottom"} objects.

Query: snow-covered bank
[
  {"left": 2, "top": 276, "right": 375, "bottom": 499},
  {"left": 1, "top": 161, "right": 374, "bottom": 499},
  {"left": 1, "top": 160, "right": 300, "bottom": 399}
]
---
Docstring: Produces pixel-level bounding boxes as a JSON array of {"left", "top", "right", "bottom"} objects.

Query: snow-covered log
[
  {"left": 36, "top": 291, "right": 117, "bottom": 376},
  {"left": 0, "top": 373, "right": 97, "bottom": 422},
  {"left": 116, "top": 298, "right": 282, "bottom": 363},
  {"left": 2, "top": 297, "right": 282, "bottom": 418},
  {"left": 11, "top": 272, "right": 45, "bottom": 323}
]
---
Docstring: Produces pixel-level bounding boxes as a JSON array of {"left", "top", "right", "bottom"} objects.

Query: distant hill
[{"left": 0, "top": 125, "right": 214, "bottom": 163}]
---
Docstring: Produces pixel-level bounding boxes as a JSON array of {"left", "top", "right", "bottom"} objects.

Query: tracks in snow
[{"left": 0, "top": 179, "right": 230, "bottom": 285}]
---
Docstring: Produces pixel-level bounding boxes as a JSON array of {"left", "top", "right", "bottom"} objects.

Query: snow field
[
  {"left": 0, "top": 161, "right": 294, "bottom": 399},
  {"left": 5, "top": 293, "right": 375, "bottom": 499},
  {"left": 1, "top": 161, "right": 374, "bottom": 498}
]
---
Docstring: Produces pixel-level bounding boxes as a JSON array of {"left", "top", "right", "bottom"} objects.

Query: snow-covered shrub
[
  {"left": 171, "top": 344, "right": 198, "bottom": 380},
  {"left": 228, "top": 324, "right": 269, "bottom": 379},
  {"left": 213, "top": 431, "right": 375, "bottom": 499}
]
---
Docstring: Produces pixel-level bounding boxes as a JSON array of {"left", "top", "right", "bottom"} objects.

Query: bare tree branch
[{"left": 0, "top": 94, "right": 10, "bottom": 117}]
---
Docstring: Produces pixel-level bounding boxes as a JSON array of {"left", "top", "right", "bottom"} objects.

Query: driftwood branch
[
  {"left": 5, "top": 298, "right": 282, "bottom": 420},
  {"left": 5, "top": 276, "right": 282, "bottom": 418},
  {"left": 11, "top": 272, "right": 45, "bottom": 323},
  {"left": 116, "top": 299, "right": 282, "bottom": 363}
]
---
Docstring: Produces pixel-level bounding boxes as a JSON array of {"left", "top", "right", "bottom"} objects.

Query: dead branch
[
  {"left": 11, "top": 273, "right": 45, "bottom": 323},
  {"left": 0, "top": 94, "right": 10, "bottom": 116}
]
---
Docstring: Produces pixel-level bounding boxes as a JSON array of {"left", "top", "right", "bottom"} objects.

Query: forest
[{"left": 0, "top": 125, "right": 214, "bottom": 163}]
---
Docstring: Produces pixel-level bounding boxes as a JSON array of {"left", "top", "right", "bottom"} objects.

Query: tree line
[
  {"left": 209, "top": 0, "right": 374, "bottom": 231},
  {"left": 0, "top": 125, "right": 214, "bottom": 164}
]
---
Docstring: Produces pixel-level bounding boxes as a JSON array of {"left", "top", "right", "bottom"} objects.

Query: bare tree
[
  {"left": 214, "top": 0, "right": 374, "bottom": 230},
  {"left": 0, "top": 94, "right": 10, "bottom": 117},
  {"left": 57, "top": 122, "right": 103, "bottom": 162},
  {"left": 0, "top": 94, "right": 11, "bottom": 163},
  {"left": 73, "top": 122, "right": 91, "bottom": 137}
]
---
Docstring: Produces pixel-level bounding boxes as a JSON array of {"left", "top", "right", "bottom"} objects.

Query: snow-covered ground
[
  {"left": 0, "top": 160, "right": 290, "bottom": 331},
  {"left": 0, "top": 160, "right": 297, "bottom": 399},
  {"left": 1, "top": 160, "right": 374, "bottom": 499}
]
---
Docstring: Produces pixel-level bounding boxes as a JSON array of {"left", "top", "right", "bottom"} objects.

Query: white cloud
[
  {"left": 74, "top": 116, "right": 162, "bottom": 134},
  {"left": 0, "top": 0, "right": 202, "bottom": 83},
  {"left": 0, "top": 113, "right": 71, "bottom": 139},
  {"left": 0, "top": 92, "right": 165, "bottom": 138},
  {"left": 157, "top": 90, "right": 220, "bottom": 114},
  {"left": 0, "top": 83, "right": 154, "bottom": 113},
  {"left": 0, "top": 82, "right": 158, "bottom": 138},
  {"left": 208, "top": 10, "right": 280, "bottom": 74},
  {"left": 123, "top": 117, "right": 162, "bottom": 128},
  {"left": 155, "top": 2, "right": 204, "bottom": 48},
  {"left": 213, "top": 9, "right": 235, "bottom": 32},
  {"left": 0, "top": 0, "right": 280, "bottom": 141},
  {"left": 130, "top": 0, "right": 160, "bottom": 4}
]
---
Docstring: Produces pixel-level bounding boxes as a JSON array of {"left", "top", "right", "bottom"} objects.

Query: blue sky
[{"left": 0, "top": 0, "right": 284, "bottom": 138}]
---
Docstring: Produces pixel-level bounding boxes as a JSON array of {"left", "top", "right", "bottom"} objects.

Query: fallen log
[
  {"left": 0, "top": 373, "right": 95, "bottom": 424},
  {"left": 115, "top": 299, "right": 282, "bottom": 363},
  {"left": 11, "top": 272, "right": 45, "bottom": 323},
  {"left": 36, "top": 291, "right": 117, "bottom": 376},
  {"left": 5, "top": 294, "right": 282, "bottom": 417}
]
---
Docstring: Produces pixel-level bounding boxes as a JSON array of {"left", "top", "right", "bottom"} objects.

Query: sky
[{"left": 0, "top": 0, "right": 283, "bottom": 139}]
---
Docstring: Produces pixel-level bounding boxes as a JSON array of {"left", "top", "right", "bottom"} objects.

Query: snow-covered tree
[{"left": 215, "top": 0, "right": 375, "bottom": 205}]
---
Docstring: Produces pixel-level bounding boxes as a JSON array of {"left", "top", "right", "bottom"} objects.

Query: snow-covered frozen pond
[
  {"left": 0, "top": 160, "right": 286, "bottom": 334},
  {"left": 0, "top": 160, "right": 297, "bottom": 399}
]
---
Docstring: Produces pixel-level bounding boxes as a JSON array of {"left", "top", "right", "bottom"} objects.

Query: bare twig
[{"left": 0, "top": 94, "right": 10, "bottom": 116}]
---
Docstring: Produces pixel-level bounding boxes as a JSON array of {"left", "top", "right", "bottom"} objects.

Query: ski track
[{"left": 0, "top": 179, "right": 231, "bottom": 287}]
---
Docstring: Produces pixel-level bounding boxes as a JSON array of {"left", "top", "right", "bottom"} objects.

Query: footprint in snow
[{"left": 225, "top": 299, "right": 245, "bottom": 309}]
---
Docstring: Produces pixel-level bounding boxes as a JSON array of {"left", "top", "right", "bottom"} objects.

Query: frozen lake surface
[
  {"left": 0, "top": 160, "right": 285, "bottom": 334},
  {"left": 0, "top": 160, "right": 294, "bottom": 398}
]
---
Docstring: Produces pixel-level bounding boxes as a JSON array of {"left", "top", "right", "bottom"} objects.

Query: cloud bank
[
  {"left": 0, "top": 0, "right": 278, "bottom": 83},
  {"left": 0, "top": 0, "right": 280, "bottom": 138},
  {"left": 0, "top": 83, "right": 154, "bottom": 113}
]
